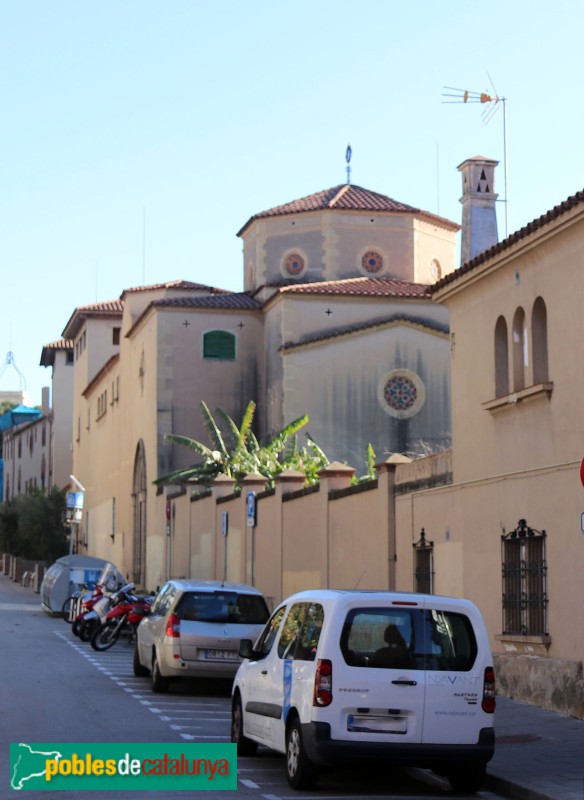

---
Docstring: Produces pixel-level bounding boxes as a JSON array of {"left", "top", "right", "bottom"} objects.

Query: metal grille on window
[
  {"left": 501, "top": 519, "right": 548, "bottom": 635},
  {"left": 413, "top": 528, "right": 434, "bottom": 594}
]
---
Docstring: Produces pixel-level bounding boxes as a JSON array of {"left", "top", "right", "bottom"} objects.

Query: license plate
[
  {"left": 347, "top": 714, "right": 407, "bottom": 734},
  {"left": 204, "top": 649, "right": 239, "bottom": 661}
]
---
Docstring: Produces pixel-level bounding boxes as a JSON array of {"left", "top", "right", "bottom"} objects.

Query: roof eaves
[
  {"left": 279, "top": 314, "right": 449, "bottom": 352},
  {"left": 62, "top": 300, "right": 124, "bottom": 340}
]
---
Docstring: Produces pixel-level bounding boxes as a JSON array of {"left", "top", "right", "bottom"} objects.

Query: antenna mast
[{"left": 442, "top": 80, "right": 508, "bottom": 237}]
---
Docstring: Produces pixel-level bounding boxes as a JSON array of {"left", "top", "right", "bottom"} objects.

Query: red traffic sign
[{"left": 580, "top": 457, "right": 584, "bottom": 487}]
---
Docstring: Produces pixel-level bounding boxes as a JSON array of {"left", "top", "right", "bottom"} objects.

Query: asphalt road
[{"left": 0, "top": 573, "right": 506, "bottom": 799}]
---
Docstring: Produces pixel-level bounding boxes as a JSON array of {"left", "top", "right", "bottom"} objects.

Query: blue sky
[{"left": 0, "top": 1, "right": 581, "bottom": 404}]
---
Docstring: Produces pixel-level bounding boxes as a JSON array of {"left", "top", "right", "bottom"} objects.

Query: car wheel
[
  {"left": 286, "top": 716, "right": 320, "bottom": 790},
  {"left": 151, "top": 653, "right": 170, "bottom": 693},
  {"left": 231, "top": 693, "right": 257, "bottom": 756},
  {"left": 447, "top": 765, "right": 486, "bottom": 794},
  {"left": 133, "top": 644, "right": 149, "bottom": 677}
]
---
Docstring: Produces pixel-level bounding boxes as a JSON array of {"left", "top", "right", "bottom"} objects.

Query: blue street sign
[{"left": 246, "top": 492, "right": 256, "bottom": 527}]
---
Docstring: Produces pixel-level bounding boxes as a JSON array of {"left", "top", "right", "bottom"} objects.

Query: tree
[
  {"left": 0, "top": 488, "right": 68, "bottom": 563},
  {"left": 155, "top": 401, "right": 331, "bottom": 489},
  {"left": 0, "top": 400, "right": 17, "bottom": 416}
]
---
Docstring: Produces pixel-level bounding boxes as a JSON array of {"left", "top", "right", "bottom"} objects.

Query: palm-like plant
[{"left": 154, "top": 401, "right": 327, "bottom": 489}]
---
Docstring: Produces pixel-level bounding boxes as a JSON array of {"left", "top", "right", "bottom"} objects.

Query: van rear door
[
  {"left": 419, "top": 602, "right": 488, "bottom": 744},
  {"left": 335, "top": 602, "right": 426, "bottom": 744}
]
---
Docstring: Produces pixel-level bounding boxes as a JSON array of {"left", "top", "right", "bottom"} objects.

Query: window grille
[
  {"left": 413, "top": 528, "right": 434, "bottom": 594},
  {"left": 501, "top": 519, "right": 547, "bottom": 635}
]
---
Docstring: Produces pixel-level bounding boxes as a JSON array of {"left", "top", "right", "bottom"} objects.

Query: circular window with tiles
[
  {"left": 360, "top": 249, "right": 385, "bottom": 274},
  {"left": 283, "top": 251, "right": 306, "bottom": 277},
  {"left": 378, "top": 369, "right": 425, "bottom": 418}
]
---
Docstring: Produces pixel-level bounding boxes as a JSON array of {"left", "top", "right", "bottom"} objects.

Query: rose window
[
  {"left": 378, "top": 369, "right": 425, "bottom": 418},
  {"left": 361, "top": 250, "right": 383, "bottom": 273},
  {"left": 384, "top": 374, "right": 418, "bottom": 411},
  {"left": 285, "top": 253, "right": 305, "bottom": 276}
]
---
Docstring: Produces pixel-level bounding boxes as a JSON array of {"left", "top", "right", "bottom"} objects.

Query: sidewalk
[{"left": 485, "top": 695, "right": 583, "bottom": 800}]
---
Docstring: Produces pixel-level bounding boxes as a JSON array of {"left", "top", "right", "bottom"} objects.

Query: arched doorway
[{"left": 132, "top": 440, "right": 147, "bottom": 587}]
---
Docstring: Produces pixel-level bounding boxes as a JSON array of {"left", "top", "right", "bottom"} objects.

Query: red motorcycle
[
  {"left": 71, "top": 583, "right": 105, "bottom": 640},
  {"left": 90, "top": 584, "right": 152, "bottom": 651}
]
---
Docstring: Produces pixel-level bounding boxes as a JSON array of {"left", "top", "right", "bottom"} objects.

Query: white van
[{"left": 231, "top": 589, "right": 495, "bottom": 793}]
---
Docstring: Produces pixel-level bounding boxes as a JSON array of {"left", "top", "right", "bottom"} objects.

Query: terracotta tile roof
[
  {"left": 40, "top": 338, "right": 74, "bottom": 367},
  {"left": 273, "top": 277, "right": 432, "bottom": 299},
  {"left": 432, "top": 187, "right": 584, "bottom": 293},
  {"left": 151, "top": 293, "right": 260, "bottom": 310},
  {"left": 62, "top": 300, "right": 124, "bottom": 340},
  {"left": 121, "top": 280, "right": 229, "bottom": 298},
  {"left": 280, "top": 314, "right": 448, "bottom": 352},
  {"left": 125, "top": 292, "right": 260, "bottom": 339},
  {"left": 41, "top": 338, "right": 74, "bottom": 351},
  {"left": 237, "top": 184, "right": 459, "bottom": 236}
]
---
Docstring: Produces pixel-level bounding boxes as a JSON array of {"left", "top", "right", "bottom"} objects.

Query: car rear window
[
  {"left": 340, "top": 607, "right": 477, "bottom": 671},
  {"left": 176, "top": 591, "right": 269, "bottom": 624}
]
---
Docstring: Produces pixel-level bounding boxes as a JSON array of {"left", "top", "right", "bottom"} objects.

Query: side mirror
[{"left": 239, "top": 639, "right": 254, "bottom": 659}]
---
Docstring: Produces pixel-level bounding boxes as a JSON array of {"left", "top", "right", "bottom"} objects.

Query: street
[{"left": 0, "top": 574, "right": 508, "bottom": 799}]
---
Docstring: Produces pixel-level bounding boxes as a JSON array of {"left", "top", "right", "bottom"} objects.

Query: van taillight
[
  {"left": 313, "top": 659, "right": 333, "bottom": 707},
  {"left": 482, "top": 666, "right": 496, "bottom": 713},
  {"left": 166, "top": 613, "right": 180, "bottom": 638}
]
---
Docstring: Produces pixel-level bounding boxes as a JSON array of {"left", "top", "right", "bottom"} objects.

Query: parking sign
[{"left": 246, "top": 492, "right": 256, "bottom": 527}]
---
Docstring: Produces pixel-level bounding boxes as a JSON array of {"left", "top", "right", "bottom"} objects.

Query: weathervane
[
  {"left": 345, "top": 143, "right": 352, "bottom": 184},
  {"left": 442, "top": 77, "right": 508, "bottom": 237}
]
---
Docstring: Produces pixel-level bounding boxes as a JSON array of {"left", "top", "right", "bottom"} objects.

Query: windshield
[
  {"left": 176, "top": 591, "right": 269, "bottom": 624},
  {"left": 98, "top": 563, "right": 124, "bottom": 592}
]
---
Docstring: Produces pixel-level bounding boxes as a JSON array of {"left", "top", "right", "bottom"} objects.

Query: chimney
[
  {"left": 41, "top": 386, "right": 51, "bottom": 416},
  {"left": 458, "top": 156, "right": 499, "bottom": 265}
]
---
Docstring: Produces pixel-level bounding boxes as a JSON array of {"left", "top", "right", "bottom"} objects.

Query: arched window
[
  {"left": 203, "top": 331, "right": 236, "bottom": 360},
  {"left": 494, "top": 316, "right": 509, "bottom": 397},
  {"left": 512, "top": 307, "right": 528, "bottom": 391},
  {"left": 532, "top": 297, "right": 549, "bottom": 384}
]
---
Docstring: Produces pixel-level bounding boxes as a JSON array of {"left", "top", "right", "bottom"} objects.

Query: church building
[{"left": 51, "top": 175, "right": 462, "bottom": 585}]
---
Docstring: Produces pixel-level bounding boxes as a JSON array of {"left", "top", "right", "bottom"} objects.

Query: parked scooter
[
  {"left": 73, "top": 584, "right": 118, "bottom": 642},
  {"left": 90, "top": 584, "right": 152, "bottom": 651}
]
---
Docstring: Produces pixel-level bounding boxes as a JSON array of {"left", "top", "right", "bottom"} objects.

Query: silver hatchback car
[{"left": 134, "top": 579, "right": 270, "bottom": 693}]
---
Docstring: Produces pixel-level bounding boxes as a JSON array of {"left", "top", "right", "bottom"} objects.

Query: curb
[{"left": 485, "top": 772, "right": 557, "bottom": 800}]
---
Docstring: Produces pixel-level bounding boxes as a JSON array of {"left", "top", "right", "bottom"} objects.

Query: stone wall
[
  {"left": 0, "top": 552, "right": 45, "bottom": 592},
  {"left": 495, "top": 653, "right": 584, "bottom": 720}
]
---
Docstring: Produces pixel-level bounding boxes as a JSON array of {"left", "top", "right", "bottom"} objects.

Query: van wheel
[
  {"left": 231, "top": 694, "right": 257, "bottom": 756},
  {"left": 151, "top": 654, "right": 169, "bottom": 693},
  {"left": 286, "top": 717, "right": 320, "bottom": 790},
  {"left": 447, "top": 765, "right": 486, "bottom": 794}
]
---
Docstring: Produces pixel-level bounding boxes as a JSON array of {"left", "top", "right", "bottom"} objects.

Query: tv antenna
[{"left": 442, "top": 76, "right": 508, "bottom": 237}]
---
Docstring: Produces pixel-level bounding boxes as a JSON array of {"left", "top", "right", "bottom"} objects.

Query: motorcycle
[
  {"left": 90, "top": 584, "right": 152, "bottom": 651},
  {"left": 73, "top": 584, "right": 119, "bottom": 642},
  {"left": 71, "top": 583, "right": 105, "bottom": 640}
]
